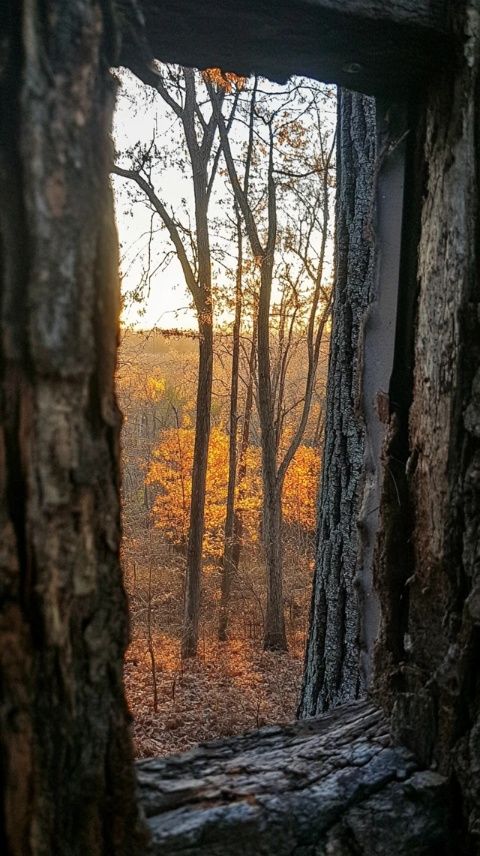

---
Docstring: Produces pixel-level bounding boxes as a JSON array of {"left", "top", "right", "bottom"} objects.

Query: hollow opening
[{"left": 112, "top": 66, "right": 336, "bottom": 757}]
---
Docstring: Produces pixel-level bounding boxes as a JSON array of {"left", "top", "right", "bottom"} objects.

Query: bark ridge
[{"left": 137, "top": 700, "right": 448, "bottom": 854}]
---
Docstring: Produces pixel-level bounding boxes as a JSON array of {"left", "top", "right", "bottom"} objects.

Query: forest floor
[
  {"left": 123, "top": 540, "right": 309, "bottom": 758},
  {"left": 125, "top": 633, "right": 304, "bottom": 758}
]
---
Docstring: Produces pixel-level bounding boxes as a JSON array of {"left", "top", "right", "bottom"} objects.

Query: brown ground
[
  {"left": 125, "top": 633, "right": 304, "bottom": 758},
  {"left": 123, "top": 544, "right": 309, "bottom": 758}
]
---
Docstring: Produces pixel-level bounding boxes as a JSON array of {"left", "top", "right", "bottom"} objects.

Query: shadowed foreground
[{"left": 137, "top": 700, "right": 448, "bottom": 854}]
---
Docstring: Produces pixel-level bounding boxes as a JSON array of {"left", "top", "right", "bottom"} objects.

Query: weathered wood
[
  {"left": 137, "top": 700, "right": 449, "bottom": 854},
  {"left": 305, "top": 0, "right": 448, "bottom": 28},
  {"left": 374, "top": 0, "right": 480, "bottom": 845},
  {"left": 125, "top": 0, "right": 452, "bottom": 97},
  {"left": 0, "top": 3, "right": 145, "bottom": 852},
  {"left": 299, "top": 92, "right": 376, "bottom": 715}
]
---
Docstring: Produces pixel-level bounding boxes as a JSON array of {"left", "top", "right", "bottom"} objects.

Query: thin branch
[{"left": 112, "top": 165, "right": 200, "bottom": 303}]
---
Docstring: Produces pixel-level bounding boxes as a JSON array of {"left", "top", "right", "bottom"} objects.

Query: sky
[
  {"left": 113, "top": 71, "right": 196, "bottom": 329},
  {"left": 112, "top": 69, "right": 336, "bottom": 331}
]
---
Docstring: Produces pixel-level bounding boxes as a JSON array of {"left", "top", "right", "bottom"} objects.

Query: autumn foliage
[
  {"left": 117, "top": 327, "right": 326, "bottom": 756},
  {"left": 146, "top": 424, "right": 319, "bottom": 556},
  {"left": 201, "top": 67, "right": 246, "bottom": 92},
  {"left": 114, "top": 63, "right": 333, "bottom": 744},
  {"left": 282, "top": 445, "right": 320, "bottom": 532}
]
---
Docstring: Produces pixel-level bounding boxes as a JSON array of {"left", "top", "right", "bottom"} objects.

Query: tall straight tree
[
  {"left": 113, "top": 68, "right": 238, "bottom": 657},
  {"left": 211, "top": 78, "right": 334, "bottom": 650},
  {"left": 300, "top": 90, "right": 377, "bottom": 714},
  {"left": 218, "top": 280, "right": 258, "bottom": 640},
  {"left": 218, "top": 204, "right": 244, "bottom": 641}
]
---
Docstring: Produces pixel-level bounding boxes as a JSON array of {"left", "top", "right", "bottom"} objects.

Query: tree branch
[{"left": 112, "top": 165, "right": 200, "bottom": 303}]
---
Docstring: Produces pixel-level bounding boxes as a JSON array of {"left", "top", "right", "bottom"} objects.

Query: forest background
[{"left": 112, "top": 66, "right": 336, "bottom": 756}]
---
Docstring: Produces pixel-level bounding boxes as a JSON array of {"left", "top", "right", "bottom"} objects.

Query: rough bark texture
[
  {"left": 0, "top": 2, "right": 145, "bottom": 853},
  {"left": 2, "top": 0, "right": 478, "bottom": 852},
  {"left": 300, "top": 92, "right": 376, "bottom": 715},
  {"left": 137, "top": 700, "right": 450, "bottom": 855},
  {"left": 182, "top": 313, "right": 213, "bottom": 659},
  {"left": 125, "top": 0, "right": 451, "bottom": 97},
  {"left": 218, "top": 213, "right": 242, "bottom": 642},
  {"left": 374, "top": 0, "right": 480, "bottom": 848}
]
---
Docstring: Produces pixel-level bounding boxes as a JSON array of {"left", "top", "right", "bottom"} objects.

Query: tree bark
[
  {"left": 374, "top": 2, "right": 480, "bottom": 845},
  {"left": 182, "top": 312, "right": 213, "bottom": 658},
  {"left": 131, "top": 0, "right": 451, "bottom": 98},
  {"left": 262, "top": 482, "right": 287, "bottom": 651},
  {"left": 258, "top": 251, "right": 288, "bottom": 652},
  {"left": 218, "top": 210, "right": 243, "bottom": 641},
  {"left": 300, "top": 91, "right": 377, "bottom": 715},
  {"left": 137, "top": 700, "right": 450, "bottom": 855},
  {"left": 0, "top": 3, "right": 145, "bottom": 853}
]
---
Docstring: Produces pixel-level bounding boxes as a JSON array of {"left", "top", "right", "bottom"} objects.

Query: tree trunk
[
  {"left": 211, "top": 95, "right": 288, "bottom": 651},
  {"left": 258, "top": 258, "right": 288, "bottom": 651},
  {"left": 224, "top": 327, "right": 258, "bottom": 629},
  {"left": 180, "top": 77, "right": 217, "bottom": 658},
  {"left": 0, "top": 3, "right": 145, "bottom": 853},
  {"left": 182, "top": 312, "right": 213, "bottom": 658},
  {"left": 263, "top": 481, "right": 287, "bottom": 651},
  {"left": 374, "top": 1, "right": 480, "bottom": 844},
  {"left": 218, "top": 213, "right": 243, "bottom": 641},
  {"left": 300, "top": 91, "right": 377, "bottom": 714},
  {"left": 114, "top": 70, "right": 220, "bottom": 660}
]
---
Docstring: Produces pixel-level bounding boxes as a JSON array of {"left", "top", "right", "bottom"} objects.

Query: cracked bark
[
  {"left": 374, "top": 1, "right": 480, "bottom": 846},
  {"left": 126, "top": 0, "right": 451, "bottom": 97},
  {"left": 0, "top": 3, "right": 144, "bottom": 853},
  {"left": 137, "top": 700, "right": 449, "bottom": 855},
  {"left": 299, "top": 91, "right": 377, "bottom": 715}
]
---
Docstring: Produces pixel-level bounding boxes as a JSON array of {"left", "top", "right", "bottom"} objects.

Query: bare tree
[
  {"left": 113, "top": 67, "right": 238, "bottom": 657},
  {"left": 217, "top": 204, "right": 244, "bottom": 640},
  {"left": 211, "top": 78, "right": 335, "bottom": 650},
  {"left": 218, "top": 267, "right": 258, "bottom": 638}
]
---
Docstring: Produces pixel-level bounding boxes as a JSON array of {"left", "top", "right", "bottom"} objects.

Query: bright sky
[
  {"left": 113, "top": 71, "right": 196, "bottom": 329},
  {"left": 112, "top": 69, "right": 336, "bottom": 331}
]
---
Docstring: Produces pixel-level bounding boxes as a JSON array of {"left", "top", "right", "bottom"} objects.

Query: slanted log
[
  {"left": 137, "top": 700, "right": 449, "bottom": 854},
  {"left": 125, "top": 0, "right": 452, "bottom": 97}
]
